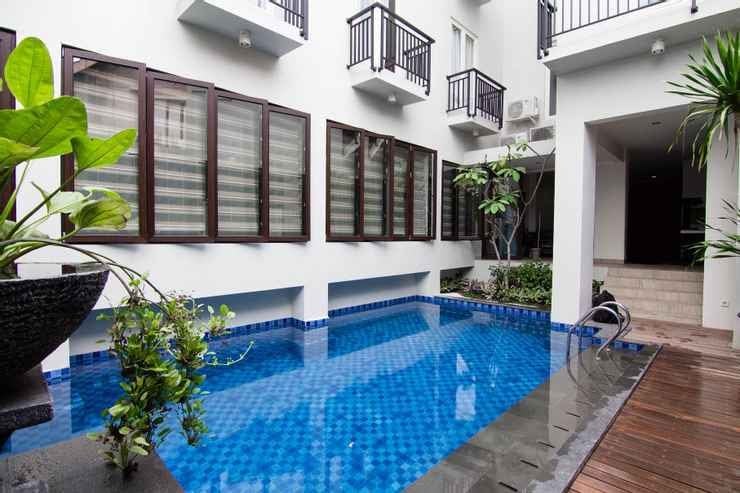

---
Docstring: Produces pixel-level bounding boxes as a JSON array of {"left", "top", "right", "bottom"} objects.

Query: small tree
[{"left": 454, "top": 142, "right": 556, "bottom": 288}]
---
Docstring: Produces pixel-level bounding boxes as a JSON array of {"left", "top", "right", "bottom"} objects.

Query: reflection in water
[{"left": 3, "top": 302, "right": 574, "bottom": 493}]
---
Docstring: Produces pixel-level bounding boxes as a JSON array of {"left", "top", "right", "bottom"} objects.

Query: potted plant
[{"left": 0, "top": 36, "right": 136, "bottom": 379}]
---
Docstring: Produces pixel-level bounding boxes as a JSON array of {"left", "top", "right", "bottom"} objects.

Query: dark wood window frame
[
  {"left": 265, "top": 104, "right": 311, "bottom": 243},
  {"left": 441, "top": 160, "right": 481, "bottom": 241},
  {"left": 0, "top": 29, "right": 16, "bottom": 221},
  {"left": 326, "top": 120, "right": 436, "bottom": 242},
  {"left": 61, "top": 47, "right": 148, "bottom": 243},
  {"left": 404, "top": 141, "right": 437, "bottom": 241},
  {"left": 60, "top": 47, "right": 311, "bottom": 244}
]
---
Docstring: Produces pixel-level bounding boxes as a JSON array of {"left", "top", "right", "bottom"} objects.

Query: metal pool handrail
[
  {"left": 595, "top": 301, "right": 633, "bottom": 359},
  {"left": 565, "top": 304, "right": 622, "bottom": 361}
]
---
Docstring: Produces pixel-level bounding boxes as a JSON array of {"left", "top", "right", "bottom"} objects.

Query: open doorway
[{"left": 626, "top": 152, "right": 706, "bottom": 265}]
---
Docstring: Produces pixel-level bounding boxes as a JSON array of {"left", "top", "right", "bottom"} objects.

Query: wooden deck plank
[{"left": 570, "top": 335, "right": 740, "bottom": 493}]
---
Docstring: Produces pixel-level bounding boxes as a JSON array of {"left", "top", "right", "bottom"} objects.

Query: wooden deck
[{"left": 570, "top": 321, "right": 740, "bottom": 493}]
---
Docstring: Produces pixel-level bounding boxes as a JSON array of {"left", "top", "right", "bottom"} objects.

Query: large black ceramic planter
[{"left": 0, "top": 263, "right": 109, "bottom": 379}]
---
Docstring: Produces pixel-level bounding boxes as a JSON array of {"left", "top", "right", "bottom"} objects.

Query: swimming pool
[{"left": 2, "top": 301, "right": 593, "bottom": 492}]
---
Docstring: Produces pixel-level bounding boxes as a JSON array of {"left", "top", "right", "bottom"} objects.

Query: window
[
  {"left": 442, "top": 161, "right": 481, "bottom": 241},
  {"left": 62, "top": 51, "right": 145, "bottom": 239},
  {"left": 450, "top": 20, "right": 476, "bottom": 72},
  {"left": 268, "top": 108, "right": 310, "bottom": 240},
  {"left": 327, "top": 122, "right": 361, "bottom": 239},
  {"left": 327, "top": 122, "right": 435, "bottom": 241},
  {"left": 216, "top": 92, "right": 265, "bottom": 239},
  {"left": 149, "top": 73, "right": 212, "bottom": 241},
  {"left": 0, "top": 29, "right": 16, "bottom": 220},
  {"left": 62, "top": 47, "right": 310, "bottom": 243}
]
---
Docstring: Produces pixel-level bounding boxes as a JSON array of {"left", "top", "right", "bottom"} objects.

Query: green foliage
[
  {"left": 0, "top": 37, "right": 134, "bottom": 276},
  {"left": 4, "top": 37, "right": 53, "bottom": 108},
  {"left": 691, "top": 200, "right": 740, "bottom": 259},
  {"left": 485, "top": 261, "right": 552, "bottom": 306},
  {"left": 668, "top": 32, "right": 739, "bottom": 169},
  {"left": 89, "top": 278, "right": 250, "bottom": 476},
  {"left": 440, "top": 275, "right": 466, "bottom": 293}
]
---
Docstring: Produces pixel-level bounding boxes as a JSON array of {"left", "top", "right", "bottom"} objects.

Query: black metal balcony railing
[
  {"left": 537, "top": 0, "right": 668, "bottom": 58},
  {"left": 447, "top": 69, "right": 506, "bottom": 128},
  {"left": 269, "top": 0, "right": 308, "bottom": 39},
  {"left": 348, "top": 3, "right": 435, "bottom": 95}
]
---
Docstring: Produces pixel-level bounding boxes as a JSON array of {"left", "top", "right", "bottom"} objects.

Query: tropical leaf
[
  {"left": 0, "top": 137, "right": 37, "bottom": 169},
  {"left": 0, "top": 96, "right": 87, "bottom": 159},
  {"left": 3, "top": 37, "right": 53, "bottom": 108},
  {"left": 69, "top": 187, "right": 131, "bottom": 231},
  {"left": 72, "top": 129, "right": 137, "bottom": 170},
  {"left": 668, "top": 32, "right": 739, "bottom": 169}
]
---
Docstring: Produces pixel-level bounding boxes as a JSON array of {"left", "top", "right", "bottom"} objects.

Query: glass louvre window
[
  {"left": 363, "top": 135, "right": 390, "bottom": 237},
  {"left": 217, "top": 97, "right": 262, "bottom": 237},
  {"left": 152, "top": 79, "right": 209, "bottom": 237},
  {"left": 392, "top": 143, "right": 409, "bottom": 237},
  {"left": 412, "top": 149, "right": 433, "bottom": 238},
  {"left": 269, "top": 111, "right": 306, "bottom": 237},
  {"left": 442, "top": 163, "right": 455, "bottom": 239},
  {"left": 457, "top": 186, "right": 467, "bottom": 235},
  {"left": 328, "top": 126, "right": 360, "bottom": 237},
  {"left": 72, "top": 57, "right": 140, "bottom": 235}
]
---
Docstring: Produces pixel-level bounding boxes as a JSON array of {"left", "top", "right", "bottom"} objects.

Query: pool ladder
[{"left": 566, "top": 301, "right": 633, "bottom": 360}]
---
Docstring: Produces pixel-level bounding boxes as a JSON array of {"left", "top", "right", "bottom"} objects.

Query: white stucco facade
[{"left": 2, "top": 0, "right": 739, "bottom": 374}]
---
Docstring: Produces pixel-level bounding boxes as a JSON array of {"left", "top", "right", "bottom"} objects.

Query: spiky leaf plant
[{"left": 669, "top": 31, "right": 739, "bottom": 260}]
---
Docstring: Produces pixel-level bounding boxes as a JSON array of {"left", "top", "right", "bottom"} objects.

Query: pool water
[{"left": 3, "top": 301, "right": 583, "bottom": 492}]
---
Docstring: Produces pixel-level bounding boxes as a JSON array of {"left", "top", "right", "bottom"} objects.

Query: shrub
[{"left": 486, "top": 261, "right": 553, "bottom": 306}]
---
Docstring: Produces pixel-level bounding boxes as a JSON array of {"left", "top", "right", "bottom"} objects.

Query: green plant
[
  {"left": 484, "top": 261, "right": 553, "bottom": 306},
  {"left": 690, "top": 200, "right": 740, "bottom": 258},
  {"left": 0, "top": 37, "right": 134, "bottom": 277},
  {"left": 440, "top": 274, "right": 465, "bottom": 293},
  {"left": 454, "top": 143, "right": 555, "bottom": 288},
  {"left": 89, "top": 277, "right": 252, "bottom": 475},
  {"left": 669, "top": 32, "right": 739, "bottom": 260}
]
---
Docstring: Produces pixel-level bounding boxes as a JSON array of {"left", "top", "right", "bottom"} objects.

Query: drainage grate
[{"left": 498, "top": 481, "right": 518, "bottom": 492}]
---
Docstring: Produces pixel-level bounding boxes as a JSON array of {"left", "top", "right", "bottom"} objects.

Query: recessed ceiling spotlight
[
  {"left": 651, "top": 175, "right": 657, "bottom": 179},
  {"left": 387, "top": 92, "right": 397, "bottom": 104}
]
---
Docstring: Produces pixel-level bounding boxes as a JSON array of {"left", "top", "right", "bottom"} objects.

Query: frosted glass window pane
[
  {"left": 73, "top": 58, "right": 140, "bottom": 235},
  {"left": 413, "top": 149, "right": 433, "bottom": 237},
  {"left": 329, "top": 127, "right": 360, "bottom": 237},
  {"left": 153, "top": 80, "right": 208, "bottom": 236},
  {"left": 451, "top": 25, "right": 461, "bottom": 71},
  {"left": 442, "top": 164, "right": 455, "bottom": 238},
  {"left": 217, "top": 97, "right": 262, "bottom": 237},
  {"left": 269, "top": 112, "right": 306, "bottom": 237},
  {"left": 363, "top": 135, "right": 390, "bottom": 236},
  {"left": 393, "top": 144, "right": 409, "bottom": 237}
]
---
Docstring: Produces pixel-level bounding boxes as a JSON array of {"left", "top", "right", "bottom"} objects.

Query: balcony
[
  {"left": 177, "top": 0, "right": 307, "bottom": 57},
  {"left": 446, "top": 69, "right": 505, "bottom": 136},
  {"left": 347, "top": 3, "right": 434, "bottom": 105},
  {"left": 537, "top": 0, "right": 737, "bottom": 75}
]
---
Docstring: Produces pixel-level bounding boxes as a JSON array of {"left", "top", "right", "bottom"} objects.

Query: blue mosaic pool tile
[
  {"left": 42, "top": 367, "right": 70, "bottom": 384},
  {"left": 293, "top": 317, "right": 330, "bottom": 331},
  {"left": 70, "top": 349, "right": 113, "bottom": 367}
]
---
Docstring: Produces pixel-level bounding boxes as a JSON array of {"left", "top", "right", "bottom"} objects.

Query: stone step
[
  {"left": 605, "top": 276, "right": 703, "bottom": 293},
  {"left": 614, "top": 296, "right": 702, "bottom": 316},
  {"left": 606, "top": 286, "right": 702, "bottom": 305},
  {"left": 629, "top": 310, "right": 702, "bottom": 325},
  {"left": 606, "top": 267, "right": 703, "bottom": 282}
]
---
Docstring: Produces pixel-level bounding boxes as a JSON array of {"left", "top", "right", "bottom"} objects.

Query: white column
[
  {"left": 293, "top": 280, "right": 329, "bottom": 322},
  {"left": 702, "top": 118, "right": 739, "bottom": 343},
  {"left": 551, "top": 121, "right": 598, "bottom": 324}
]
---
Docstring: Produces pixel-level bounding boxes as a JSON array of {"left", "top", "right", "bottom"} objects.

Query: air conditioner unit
[
  {"left": 505, "top": 97, "right": 539, "bottom": 122},
  {"left": 500, "top": 132, "right": 528, "bottom": 147},
  {"left": 529, "top": 124, "right": 555, "bottom": 142}
]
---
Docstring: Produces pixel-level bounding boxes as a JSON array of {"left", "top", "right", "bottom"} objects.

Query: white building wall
[
  {"left": 1, "top": 0, "right": 499, "bottom": 371},
  {"left": 551, "top": 38, "right": 739, "bottom": 337}
]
